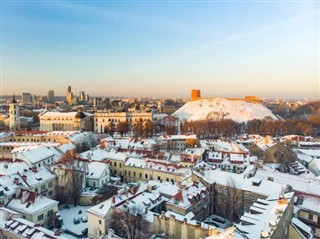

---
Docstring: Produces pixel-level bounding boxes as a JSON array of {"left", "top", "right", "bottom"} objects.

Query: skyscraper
[
  {"left": 66, "top": 85, "right": 73, "bottom": 104},
  {"left": 21, "top": 93, "right": 32, "bottom": 104},
  {"left": 47, "top": 90, "right": 55, "bottom": 103}
]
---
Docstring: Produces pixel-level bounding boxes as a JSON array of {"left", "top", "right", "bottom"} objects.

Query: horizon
[{"left": 1, "top": 1, "right": 319, "bottom": 99}]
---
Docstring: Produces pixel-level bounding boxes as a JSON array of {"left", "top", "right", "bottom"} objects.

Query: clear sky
[{"left": 1, "top": 0, "right": 319, "bottom": 99}]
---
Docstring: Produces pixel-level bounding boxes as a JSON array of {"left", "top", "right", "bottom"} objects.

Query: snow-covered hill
[{"left": 172, "top": 98, "right": 278, "bottom": 122}]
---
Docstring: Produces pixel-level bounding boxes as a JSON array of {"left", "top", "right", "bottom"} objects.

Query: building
[
  {"left": 191, "top": 89, "right": 201, "bottom": 101},
  {"left": 39, "top": 111, "right": 94, "bottom": 131},
  {"left": 86, "top": 161, "right": 111, "bottom": 189},
  {"left": 0, "top": 207, "right": 66, "bottom": 239},
  {"left": 66, "top": 85, "right": 73, "bottom": 104},
  {"left": 47, "top": 89, "right": 55, "bottom": 103},
  {"left": 87, "top": 198, "right": 114, "bottom": 239},
  {"left": 94, "top": 112, "right": 152, "bottom": 133},
  {"left": 237, "top": 192, "right": 294, "bottom": 239},
  {"left": 6, "top": 189, "right": 59, "bottom": 228},
  {"left": 9, "top": 95, "right": 20, "bottom": 130},
  {"left": 79, "top": 91, "right": 85, "bottom": 101},
  {"left": 166, "top": 181, "right": 210, "bottom": 221},
  {"left": 21, "top": 93, "right": 32, "bottom": 104},
  {"left": 155, "top": 135, "right": 199, "bottom": 151}
]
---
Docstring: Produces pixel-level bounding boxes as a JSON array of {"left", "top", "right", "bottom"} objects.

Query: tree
[
  {"left": 116, "top": 121, "right": 129, "bottom": 136},
  {"left": 110, "top": 205, "right": 150, "bottom": 239},
  {"left": 143, "top": 120, "right": 153, "bottom": 138},
  {"left": 55, "top": 151, "right": 88, "bottom": 206},
  {"left": 216, "top": 177, "right": 242, "bottom": 222},
  {"left": 132, "top": 118, "right": 144, "bottom": 138}
]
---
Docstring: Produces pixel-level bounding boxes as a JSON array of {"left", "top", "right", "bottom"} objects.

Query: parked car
[
  {"left": 73, "top": 217, "right": 80, "bottom": 224},
  {"left": 81, "top": 216, "right": 87, "bottom": 223}
]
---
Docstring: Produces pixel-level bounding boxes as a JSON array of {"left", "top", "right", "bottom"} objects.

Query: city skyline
[{"left": 1, "top": 1, "right": 319, "bottom": 99}]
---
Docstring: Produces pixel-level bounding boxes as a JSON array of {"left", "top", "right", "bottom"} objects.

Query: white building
[{"left": 9, "top": 95, "right": 20, "bottom": 130}]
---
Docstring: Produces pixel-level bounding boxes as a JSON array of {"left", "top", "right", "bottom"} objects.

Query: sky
[{"left": 0, "top": 0, "right": 319, "bottom": 99}]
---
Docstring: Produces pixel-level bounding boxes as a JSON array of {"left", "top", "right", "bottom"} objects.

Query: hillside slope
[{"left": 172, "top": 98, "right": 278, "bottom": 122}]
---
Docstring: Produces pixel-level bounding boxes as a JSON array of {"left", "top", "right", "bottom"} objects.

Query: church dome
[{"left": 75, "top": 111, "right": 86, "bottom": 119}]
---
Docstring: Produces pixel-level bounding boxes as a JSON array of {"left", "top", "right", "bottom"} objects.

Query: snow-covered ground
[
  {"left": 172, "top": 98, "right": 277, "bottom": 122},
  {"left": 59, "top": 205, "right": 91, "bottom": 238}
]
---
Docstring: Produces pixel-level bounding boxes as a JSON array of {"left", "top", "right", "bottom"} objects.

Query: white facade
[{"left": 9, "top": 97, "right": 20, "bottom": 130}]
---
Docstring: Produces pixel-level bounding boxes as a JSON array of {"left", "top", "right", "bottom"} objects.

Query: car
[
  {"left": 81, "top": 216, "right": 87, "bottom": 223},
  {"left": 73, "top": 217, "right": 80, "bottom": 224},
  {"left": 82, "top": 228, "right": 88, "bottom": 236}
]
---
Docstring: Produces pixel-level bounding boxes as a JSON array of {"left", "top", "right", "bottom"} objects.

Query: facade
[
  {"left": 87, "top": 198, "right": 113, "bottom": 239},
  {"left": 166, "top": 181, "right": 210, "bottom": 221},
  {"left": 94, "top": 111, "right": 152, "bottom": 133},
  {"left": 155, "top": 135, "right": 199, "bottom": 151},
  {"left": 39, "top": 111, "right": 94, "bottom": 131},
  {"left": 6, "top": 189, "right": 59, "bottom": 228},
  {"left": 86, "top": 161, "right": 111, "bottom": 189}
]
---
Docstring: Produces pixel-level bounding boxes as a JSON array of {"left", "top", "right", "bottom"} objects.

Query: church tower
[{"left": 9, "top": 95, "right": 20, "bottom": 130}]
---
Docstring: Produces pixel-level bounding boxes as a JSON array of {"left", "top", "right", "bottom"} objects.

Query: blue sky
[{"left": 1, "top": 0, "right": 319, "bottom": 99}]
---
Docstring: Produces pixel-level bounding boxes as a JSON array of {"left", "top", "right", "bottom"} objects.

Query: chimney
[
  {"left": 22, "top": 175, "right": 27, "bottom": 181},
  {"left": 14, "top": 177, "right": 19, "bottom": 185},
  {"left": 54, "top": 229, "right": 61, "bottom": 236},
  {"left": 31, "top": 166, "right": 37, "bottom": 173}
]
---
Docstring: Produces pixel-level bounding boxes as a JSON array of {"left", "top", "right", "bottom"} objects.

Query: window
[
  {"left": 125, "top": 170, "right": 127, "bottom": 175},
  {"left": 145, "top": 174, "right": 148, "bottom": 179},
  {"left": 114, "top": 162, "right": 117, "bottom": 167},
  {"left": 38, "top": 214, "right": 44, "bottom": 221},
  {"left": 133, "top": 172, "right": 136, "bottom": 177},
  {"left": 308, "top": 214, "right": 313, "bottom": 220},
  {"left": 119, "top": 163, "right": 122, "bottom": 168},
  {"left": 99, "top": 220, "right": 102, "bottom": 224},
  {"left": 48, "top": 182, "right": 53, "bottom": 188},
  {"left": 47, "top": 210, "right": 53, "bottom": 216}
]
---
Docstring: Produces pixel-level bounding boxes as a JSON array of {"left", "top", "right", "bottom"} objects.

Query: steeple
[{"left": 10, "top": 94, "right": 17, "bottom": 104}]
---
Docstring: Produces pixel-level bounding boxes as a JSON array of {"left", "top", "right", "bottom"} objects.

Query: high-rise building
[
  {"left": 47, "top": 90, "right": 55, "bottom": 103},
  {"left": 191, "top": 89, "right": 201, "bottom": 100},
  {"left": 66, "top": 85, "right": 73, "bottom": 104},
  {"left": 79, "top": 91, "right": 85, "bottom": 101},
  {"left": 21, "top": 93, "right": 32, "bottom": 104}
]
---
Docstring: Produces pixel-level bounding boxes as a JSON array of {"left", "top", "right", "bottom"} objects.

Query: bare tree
[
  {"left": 216, "top": 177, "right": 242, "bottom": 222},
  {"left": 55, "top": 151, "right": 88, "bottom": 206},
  {"left": 110, "top": 205, "right": 151, "bottom": 239}
]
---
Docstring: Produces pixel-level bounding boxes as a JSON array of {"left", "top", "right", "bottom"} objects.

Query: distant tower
[
  {"left": 66, "top": 85, "right": 73, "bottom": 104},
  {"left": 191, "top": 89, "right": 201, "bottom": 100},
  {"left": 9, "top": 95, "right": 20, "bottom": 130},
  {"left": 47, "top": 89, "right": 55, "bottom": 103}
]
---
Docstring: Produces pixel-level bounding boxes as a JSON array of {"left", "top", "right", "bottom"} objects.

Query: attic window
[
  {"left": 90, "top": 173, "right": 94, "bottom": 176},
  {"left": 36, "top": 177, "right": 42, "bottom": 181},
  {"left": 174, "top": 199, "right": 180, "bottom": 205},
  {"left": 26, "top": 202, "right": 31, "bottom": 208},
  {"left": 4, "top": 187, "right": 9, "bottom": 191},
  {"left": 99, "top": 204, "right": 104, "bottom": 209}
]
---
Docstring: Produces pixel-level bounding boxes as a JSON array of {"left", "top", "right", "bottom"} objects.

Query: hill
[{"left": 172, "top": 98, "right": 278, "bottom": 122}]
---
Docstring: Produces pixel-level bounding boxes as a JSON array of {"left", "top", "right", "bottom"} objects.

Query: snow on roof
[
  {"left": 296, "top": 153, "right": 313, "bottom": 163},
  {"left": 147, "top": 181, "right": 179, "bottom": 198},
  {"left": 87, "top": 161, "right": 109, "bottom": 180},
  {"left": 0, "top": 174, "right": 29, "bottom": 196},
  {"left": 291, "top": 217, "right": 313, "bottom": 235},
  {"left": 297, "top": 196, "right": 320, "bottom": 213},
  {"left": 194, "top": 169, "right": 284, "bottom": 197},
  {"left": 3, "top": 217, "right": 68, "bottom": 239},
  {"left": 7, "top": 190, "right": 58, "bottom": 215},
  {"left": 172, "top": 98, "right": 277, "bottom": 122},
  {"left": 58, "top": 142, "right": 76, "bottom": 154},
  {"left": 167, "top": 181, "right": 208, "bottom": 209},
  {"left": 297, "top": 149, "right": 320, "bottom": 158},
  {"left": 87, "top": 198, "right": 113, "bottom": 218},
  {"left": 255, "top": 167, "right": 320, "bottom": 197},
  {"left": 0, "top": 161, "right": 29, "bottom": 176},
  {"left": 237, "top": 192, "right": 294, "bottom": 239},
  {"left": 0, "top": 207, "right": 20, "bottom": 227},
  {"left": 20, "top": 166, "right": 56, "bottom": 187},
  {"left": 14, "top": 146, "right": 55, "bottom": 165},
  {"left": 125, "top": 157, "right": 146, "bottom": 168},
  {"left": 79, "top": 149, "right": 109, "bottom": 161},
  {"left": 105, "top": 151, "right": 127, "bottom": 161}
]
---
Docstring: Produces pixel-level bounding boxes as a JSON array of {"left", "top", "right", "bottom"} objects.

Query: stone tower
[{"left": 9, "top": 95, "right": 20, "bottom": 130}]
